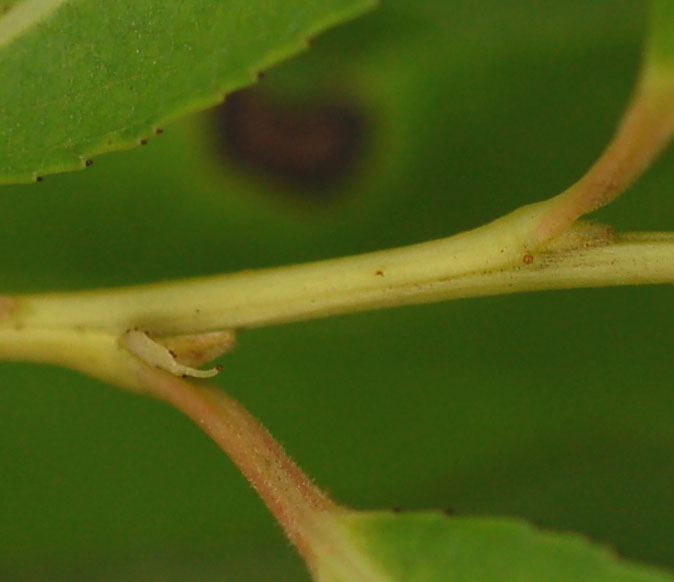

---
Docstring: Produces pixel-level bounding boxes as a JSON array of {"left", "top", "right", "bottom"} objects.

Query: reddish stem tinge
[
  {"left": 533, "top": 71, "right": 674, "bottom": 245},
  {"left": 135, "top": 365, "right": 338, "bottom": 564}
]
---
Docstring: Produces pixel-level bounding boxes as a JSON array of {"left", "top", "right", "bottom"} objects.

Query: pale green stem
[
  {"left": 2, "top": 227, "right": 673, "bottom": 342},
  {"left": 2, "top": 230, "right": 670, "bottom": 582},
  {"left": 0, "top": 327, "right": 143, "bottom": 389},
  {"left": 2, "top": 230, "right": 671, "bottom": 582},
  {"left": 6, "top": 200, "right": 554, "bottom": 335},
  {"left": 399, "top": 232, "right": 674, "bottom": 305}
]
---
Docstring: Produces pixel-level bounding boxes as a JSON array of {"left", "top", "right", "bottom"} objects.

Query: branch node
[
  {"left": 158, "top": 330, "right": 236, "bottom": 367},
  {"left": 122, "top": 330, "right": 233, "bottom": 378},
  {"left": 540, "top": 221, "right": 615, "bottom": 254}
]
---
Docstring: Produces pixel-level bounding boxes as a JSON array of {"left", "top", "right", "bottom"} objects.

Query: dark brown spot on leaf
[{"left": 213, "top": 90, "right": 365, "bottom": 192}]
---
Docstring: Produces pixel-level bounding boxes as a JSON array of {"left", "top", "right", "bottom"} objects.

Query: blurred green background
[{"left": 2, "top": 0, "right": 673, "bottom": 579}]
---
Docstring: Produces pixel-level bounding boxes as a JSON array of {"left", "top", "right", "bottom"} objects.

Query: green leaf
[
  {"left": 0, "top": 0, "right": 375, "bottom": 184},
  {"left": 326, "top": 512, "right": 674, "bottom": 582}
]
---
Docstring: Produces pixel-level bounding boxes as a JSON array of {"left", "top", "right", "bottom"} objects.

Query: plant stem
[
  {"left": 0, "top": 327, "right": 139, "bottom": 388},
  {"left": 0, "top": 324, "right": 386, "bottom": 579},
  {"left": 4, "top": 228, "right": 674, "bottom": 339},
  {"left": 134, "top": 366, "right": 335, "bottom": 557},
  {"left": 532, "top": 65, "right": 674, "bottom": 244},
  {"left": 132, "top": 366, "right": 390, "bottom": 581},
  {"left": 7, "top": 200, "right": 552, "bottom": 334}
]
